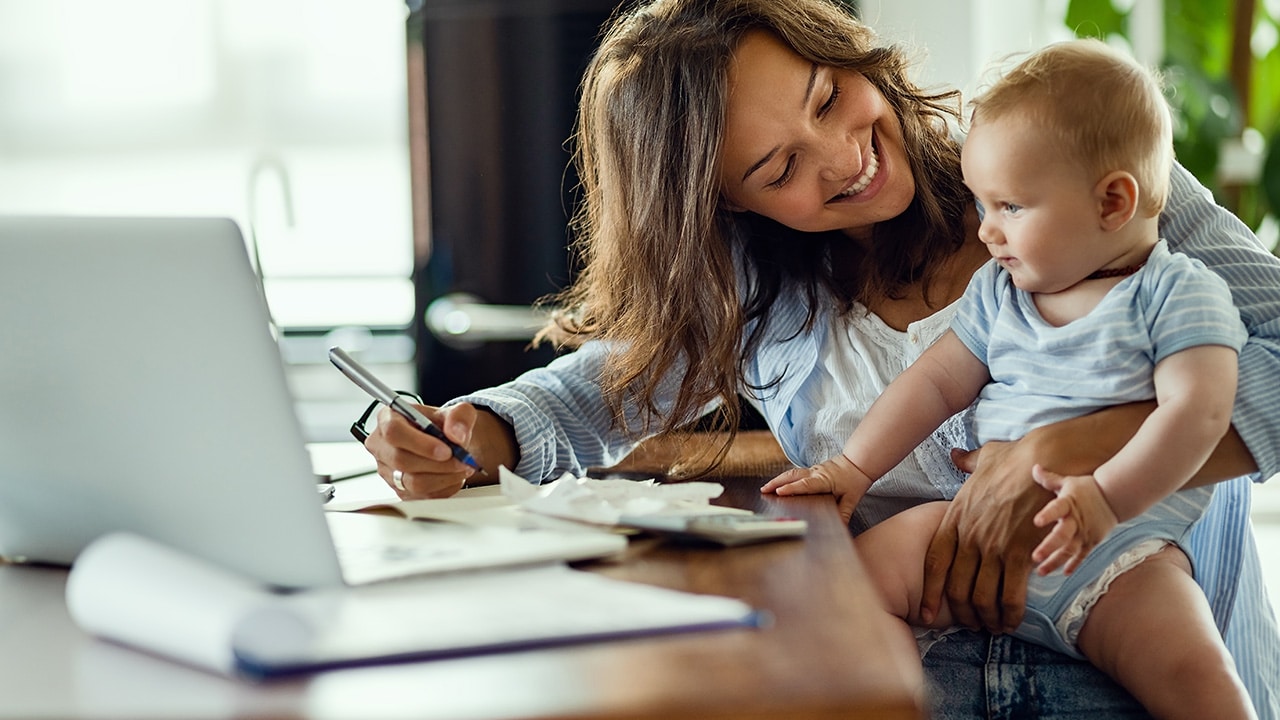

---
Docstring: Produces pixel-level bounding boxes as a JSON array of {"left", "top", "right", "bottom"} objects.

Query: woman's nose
[{"left": 818, "top": 134, "right": 862, "bottom": 182}]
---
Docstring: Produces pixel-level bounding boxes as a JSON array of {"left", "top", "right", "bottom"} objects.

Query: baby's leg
[
  {"left": 1076, "top": 545, "right": 1256, "bottom": 720},
  {"left": 854, "top": 501, "right": 954, "bottom": 629}
]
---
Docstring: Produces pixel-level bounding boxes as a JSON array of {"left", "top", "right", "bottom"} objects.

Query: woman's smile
[{"left": 830, "top": 137, "right": 881, "bottom": 202}]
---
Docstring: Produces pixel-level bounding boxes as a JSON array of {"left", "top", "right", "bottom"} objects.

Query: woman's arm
[
  {"left": 452, "top": 341, "right": 713, "bottom": 481},
  {"left": 919, "top": 401, "right": 1257, "bottom": 632},
  {"left": 916, "top": 404, "right": 1136, "bottom": 631},
  {"left": 1162, "top": 162, "right": 1280, "bottom": 479},
  {"left": 1030, "top": 345, "right": 1238, "bottom": 575},
  {"left": 365, "top": 340, "right": 703, "bottom": 498}
]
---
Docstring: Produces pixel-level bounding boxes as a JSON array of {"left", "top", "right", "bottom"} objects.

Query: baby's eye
[
  {"left": 974, "top": 199, "right": 986, "bottom": 219},
  {"left": 1004, "top": 203, "right": 1023, "bottom": 215}
]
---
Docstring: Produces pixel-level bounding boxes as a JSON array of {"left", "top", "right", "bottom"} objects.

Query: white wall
[{"left": 858, "top": 0, "right": 1069, "bottom": 98}]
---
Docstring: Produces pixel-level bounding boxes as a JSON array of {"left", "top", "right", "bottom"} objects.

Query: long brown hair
[{"left": 539, "top": 0, "right": 969, "bottom": 468}]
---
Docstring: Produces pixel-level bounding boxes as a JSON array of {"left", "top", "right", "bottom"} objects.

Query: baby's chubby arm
[
  {"left": 1030, "top": 343, "right": 1239, "bottom": 574},
  {"left": 762, "top": 331, "right": 990, "bottom": 523}
]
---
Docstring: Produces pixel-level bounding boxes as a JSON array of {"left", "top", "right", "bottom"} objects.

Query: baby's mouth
[{"left": 833, "top": 142, "right": 880, "bottom": 201}]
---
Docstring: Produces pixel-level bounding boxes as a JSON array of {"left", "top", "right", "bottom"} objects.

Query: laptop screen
[{"left": 0, "top": 216, "right": 344, "bottom": 589}]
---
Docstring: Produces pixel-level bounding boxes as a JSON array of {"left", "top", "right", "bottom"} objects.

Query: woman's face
[{"left": 718, "top": 30, "right": 916, "bottom": 242}]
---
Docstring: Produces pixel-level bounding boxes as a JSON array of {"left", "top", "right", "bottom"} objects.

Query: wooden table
[{"left": 0, "top": 434, "right": 926, "bottom": 719}]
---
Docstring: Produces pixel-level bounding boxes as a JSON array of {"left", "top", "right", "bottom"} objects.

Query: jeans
[{"left": 922, "top": 630, "right": 1151, "bottom": 720}]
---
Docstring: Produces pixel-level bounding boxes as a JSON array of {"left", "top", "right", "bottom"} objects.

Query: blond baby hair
[{"left": 970, "top": 38, "right": 1173, "bottom": 217}]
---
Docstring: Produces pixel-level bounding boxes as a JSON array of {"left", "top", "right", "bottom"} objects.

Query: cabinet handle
[{"left": 424, "top": 292, "right": 550, "bottom": 349}]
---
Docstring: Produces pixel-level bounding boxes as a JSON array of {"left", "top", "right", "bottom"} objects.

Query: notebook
[
  {"left": 67, "top": 532, "right": 761, "bottom": 678},
  {"left": 0, "top": 216, "right": 625, "bottom": 589}
]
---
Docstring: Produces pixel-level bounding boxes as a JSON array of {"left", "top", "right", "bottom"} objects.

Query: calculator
[{"left": 618, "top": 512, "right": 807, "bottom": 547}]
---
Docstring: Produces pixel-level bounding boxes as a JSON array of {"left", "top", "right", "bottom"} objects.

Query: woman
[{"left": 365, "top": 0, "right": 1280, "bottom": 715}]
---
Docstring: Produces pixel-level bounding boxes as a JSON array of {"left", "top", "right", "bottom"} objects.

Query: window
[{"left": 0, "top": 0, "right": 416, "bottom": 439}]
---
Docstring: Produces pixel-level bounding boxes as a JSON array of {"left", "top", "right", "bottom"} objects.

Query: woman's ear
[
  {"left": 719, "top": 196, "right": 748, "bottom": 213},
  {"left": 1095, "top": 170, "right": 1139, "bottom": 231}
]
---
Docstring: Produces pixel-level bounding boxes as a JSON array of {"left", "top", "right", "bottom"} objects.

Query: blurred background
[{"left": 0, "top": 0, "right": 1276, "bottom": 605}]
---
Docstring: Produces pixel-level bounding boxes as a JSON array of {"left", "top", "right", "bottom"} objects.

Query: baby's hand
[
  {"left": 1030, "top": 464, "right": 1118, "bottom": 575},
  {"left": 761, "top": 454, "right": 873, "bottom": 524}
]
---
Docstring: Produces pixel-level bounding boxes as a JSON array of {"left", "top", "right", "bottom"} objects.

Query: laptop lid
[{"left": 0, "top": 216, "right": 346, "bottom": 589}]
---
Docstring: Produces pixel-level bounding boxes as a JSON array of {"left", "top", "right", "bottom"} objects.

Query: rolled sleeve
[
  {"left": 1161, "top": 163, "right": 1280, "bottom": 481},
  {"left": 449, "top": 342, "right": 636, "bottom": 481},
  {"left": 447, "top": 340, "right": 711, "bottom": 482}
]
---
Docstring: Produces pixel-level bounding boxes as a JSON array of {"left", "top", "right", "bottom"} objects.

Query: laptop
[{"left": 0, "top": 216, "right": 624, "bottom": 589}]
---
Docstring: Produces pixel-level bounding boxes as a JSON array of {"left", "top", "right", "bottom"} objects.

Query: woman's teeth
[{"left": 837, "top": 146, "right": 880, "bottom": 198}]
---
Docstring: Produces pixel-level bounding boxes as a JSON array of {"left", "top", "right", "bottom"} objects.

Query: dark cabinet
[{"left": 406, "top": 0, "right": 621, "bottom": 403}]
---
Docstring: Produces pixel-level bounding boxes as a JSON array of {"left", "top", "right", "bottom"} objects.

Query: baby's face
[{"left": 962, "top": 113, "right": 1111, "bottom": 294}]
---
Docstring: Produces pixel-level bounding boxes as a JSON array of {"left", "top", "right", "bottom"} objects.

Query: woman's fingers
[
  {"left": 367, "top": 403, "right": 479, "bottom": 498},
  {"left": 391, "top": 468, "right": 470, "bottom": 499}
]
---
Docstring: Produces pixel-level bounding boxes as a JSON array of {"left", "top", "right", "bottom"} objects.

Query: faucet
[
  {"left": 246, "top": 152, "right": 296, "bottom": 277},
  {"left": 246, "top": 152, "right": 296, "bottom": 337}
]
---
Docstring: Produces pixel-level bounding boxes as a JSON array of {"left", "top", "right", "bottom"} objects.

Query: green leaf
[
  {"left": 1262, "top": 126, "right": 1280, "bottom": 219},
  {"left": 1164, "top": 63, "right": 1238, "bottom": 191},
  {"left": 1064, "top": 0, "right": 1125, "bottom": 39},
  {"left": 1164, "top": 0, "right": 1233, "bottom": 77},
  {"left": 1252, "top": 34, "right": 1280, "bottom": 134}
]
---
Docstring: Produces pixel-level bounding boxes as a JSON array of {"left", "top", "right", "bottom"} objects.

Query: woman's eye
[
  {"left": 819, "top": 82, "right": 842, "bottom": 118},
  {"left": 768, "top": 156, "right": 796, "bottom": 188}
]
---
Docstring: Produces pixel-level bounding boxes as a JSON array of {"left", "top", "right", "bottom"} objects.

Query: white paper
[
  {"left": 67, "top": 533, "right": 760, "bottom": 679},
  {"left": 325, "top": 486, "right": 612, "bottom": 534},
  {"left": 327, "top": 470, "right": 733, "bottom": 530},
  {"left": 498, "top": 467, "right": 727, "bottom": 525},
  {"left": 66, "top": 532, "right": 273, "bottom": 675},
  {"left": 231, "top": 563, "right": 758, "bottom": 674}
]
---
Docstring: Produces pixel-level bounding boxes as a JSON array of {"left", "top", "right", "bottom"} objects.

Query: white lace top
[{"left": 790, "top": 301, "right": 972, "bottom": 522}]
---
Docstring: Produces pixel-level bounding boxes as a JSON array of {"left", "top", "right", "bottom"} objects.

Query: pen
[{"left": 328, "top": 346, "right": 488, "bottom": 478}]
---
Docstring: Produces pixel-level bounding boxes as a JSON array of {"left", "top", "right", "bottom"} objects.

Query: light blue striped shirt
[
  {"left": 452, "top": 163, "right": 1279, "bottom": 715},
  {"left": 953, "top": 240, "right": 1246, "bottom": 446}
]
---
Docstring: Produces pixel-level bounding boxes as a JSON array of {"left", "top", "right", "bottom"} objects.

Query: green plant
[{"left": 1065, "top": 0, "right": 1280, "bottom": 235}]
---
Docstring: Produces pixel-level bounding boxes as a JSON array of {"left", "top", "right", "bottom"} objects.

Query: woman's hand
[
  {"left": 761, "top": 454, "right": 874, "bottom": 524},
  {"left": 919, "top": 440, "right": 1053, "bottom": 633},
  {"left": 363, "top": 402, "right": 518, "bottom": 499},
  {"left": 920, "top": 403, "right": 1153, "bottom": 632}
]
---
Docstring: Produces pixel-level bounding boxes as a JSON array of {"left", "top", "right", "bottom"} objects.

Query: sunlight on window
[
  {"left": 221, "top": 0, "right": 407, "bottom": 116},
  {"left": 0, "top": 0, "right": 412, "bottom": 338},
  {"left": 57, "top": 1, "right": 215, "bottom": 111}
]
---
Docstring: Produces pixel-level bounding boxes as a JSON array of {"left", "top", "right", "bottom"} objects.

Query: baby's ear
[{"left": 1095, "top": 171, "right": 1139, "bottom": 231}]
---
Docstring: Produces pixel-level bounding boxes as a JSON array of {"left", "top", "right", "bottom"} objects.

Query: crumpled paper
[{"left": 499, "top": 467, "right": 725, "bottom": 526}]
